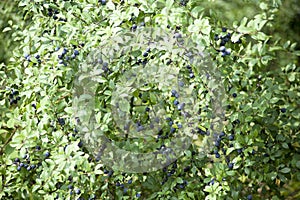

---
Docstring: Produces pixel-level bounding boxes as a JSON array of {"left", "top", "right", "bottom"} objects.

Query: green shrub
[{"left": 0, "top": 0, "right": 299, "bottom": 199}]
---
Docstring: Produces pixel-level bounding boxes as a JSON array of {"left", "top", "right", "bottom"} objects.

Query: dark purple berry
[
  {"left": 45, "top": 151, "right": 50, "bottom": 158},
  {"left": 280, "top": 108, "right": 286, "bottom": 113}
]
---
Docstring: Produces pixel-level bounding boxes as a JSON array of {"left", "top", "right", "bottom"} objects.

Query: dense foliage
[{"left": 0, "top": 0, "right": 299, "bottom": 199}]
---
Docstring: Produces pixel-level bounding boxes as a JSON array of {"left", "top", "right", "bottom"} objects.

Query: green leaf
[
  {"left": 2, "top": 27, "right": 12, "bottom": 32},
  {"left": 296, "top": 161, "right": 300, "bottom": 169},
  {"left": 119, "top": 100, "right": 130, "bottom": 113},
  {"left": 280, "top": 167, "right": 291, "bottom": 173},
  {"left": 288, "top": 72, "right": 296, "bottom": 82},
  {"left": 226, "top": 171, "right": 236, "bottom": 176},
  {"left": 191, "top": 6, "right": 204, "bottom": 18},
  {"left": 176, "top": 177, "right": 183, "bottom": 184}
]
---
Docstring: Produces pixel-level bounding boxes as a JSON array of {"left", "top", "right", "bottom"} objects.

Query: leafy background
[{"left": 0, "top": 0, "right": 299, "bottom": 199}]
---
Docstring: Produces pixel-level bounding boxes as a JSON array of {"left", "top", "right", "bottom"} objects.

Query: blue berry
[
  {"left": 247, "top": 194, "right": 252, "bottom": 200},
  {"left": 132, "top": 24, "right": 137, "bottom": 30},
  {"left": 108, "top": 170, "right": 114, "bottom": 176},
  {"left": 228, "top": 135, "right": 234, "bottom": 141},
  {"left": 228, "top": 163, "right": 234, "bottom": 169},
  {"left": 177, "top": 124, "right": 182, "bottom": 129},
  {"left": 214, "top": 34, "right": 219, "bottom": 41},
  {"left": 45, "top": 151, "right": 50, "bottom": 158},
  {"left": 17, "top": 166, "right": 21, "bottom": 171},
  {"left": 232, "top": 93, "right": 237, "bottom": 98},
  {"left": 264, "top": 153, "right": 269, "bottom": 157},
  {"left": 222, "top": 27, "right": 227, "bottom": 32},
  {"left": 100, "top": 0, "right": 106, "bottom": 5},
  {"left": 26, "top": 55, "right": 31, "bottom": 61},
  {"left": 215, "top": 153, "right": 220, "bottom": 158},
  {"left": 220, "top": 40, "right": 226, "bottom": 46},
  {"left": 280, "top": 108, "right": 286, "bottom": 113},
  {"left": 237, "top": 148, "right": 243, "bottom": 154},
  {"left": 170, "top": 127, "right": 176, "bottom": 133},
  {"left": 174, "top": 99, "right": 179, "bottom": 105},
  {"left": 62, "top": 48, "right": 68, "bottom": 55},
  {"left": 143, "top": 52, "right": 148, "bottom": 57},
  {"left": 137, "top": 125, "right": 144, "bottom": 132},
  {"left": 174, "top": 33, "right": 182, "bottom": 38},
  {"left": 128, "top": 179, "right": 132, "bottom": 184},
  {"left": 220, "top": 46, "right": 226, "bottom": 52},
  {"left": 136, "top": 193, "right": 141, "bottom": 198},
  {"left": 78, "top": 140, "right": 83, "bottom": 148},
  {"left": 74, "top": 50, "right": 79, "bottom": 56},
  {"left": 177, "top": 103, "right": 185, "bottom": 111},
  {"left": 225, "top": 49, "right": 231, "bottom": 55},
  {"left": 58, "top": 118, "right": 65, "bottom": 126},
  {"left": 116, "top": 182, "right": 120, "bottom": 187},
  {"left": 171, "top": 89, "right": 177, "bottom": 96},
  {"left": 220, "top": 132, "right": 225, "bottom": 137},
  {"left": 75, "top": 189, "right": 81, "bottom": 194}
]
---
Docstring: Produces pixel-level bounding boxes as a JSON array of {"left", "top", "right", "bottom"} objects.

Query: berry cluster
[
  {"left": 47, "top": 8, "right": 66, "bottom": 22},
  {"left": 179, "top": 0, "right": 188, "bottom": 6},
  {"left": 214, "top": 27, "right": 242, "bottom": 57},
  {"left": 115, "top": 177, "right": 142, "bottom": 198},
  {"left": 13, "top": 146, "right": 45, "bottom": 172},
  {"left": 56, "top": 46, "right": 81, "bottom": 66},
  {"left": 8, "top": 89, "right": 21, "bottom": 105},
  {"left": 186, "top": 65, "right": 195, "bottom": 79},
  {"left": 24, "top": 54, "right": 42, "bottom": 65},
  {"left": 130, "top": 20, "right": 146, "bottom": 31},
  {"left": 98, "top": 0, "right": 106, "bottom": 5}
]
